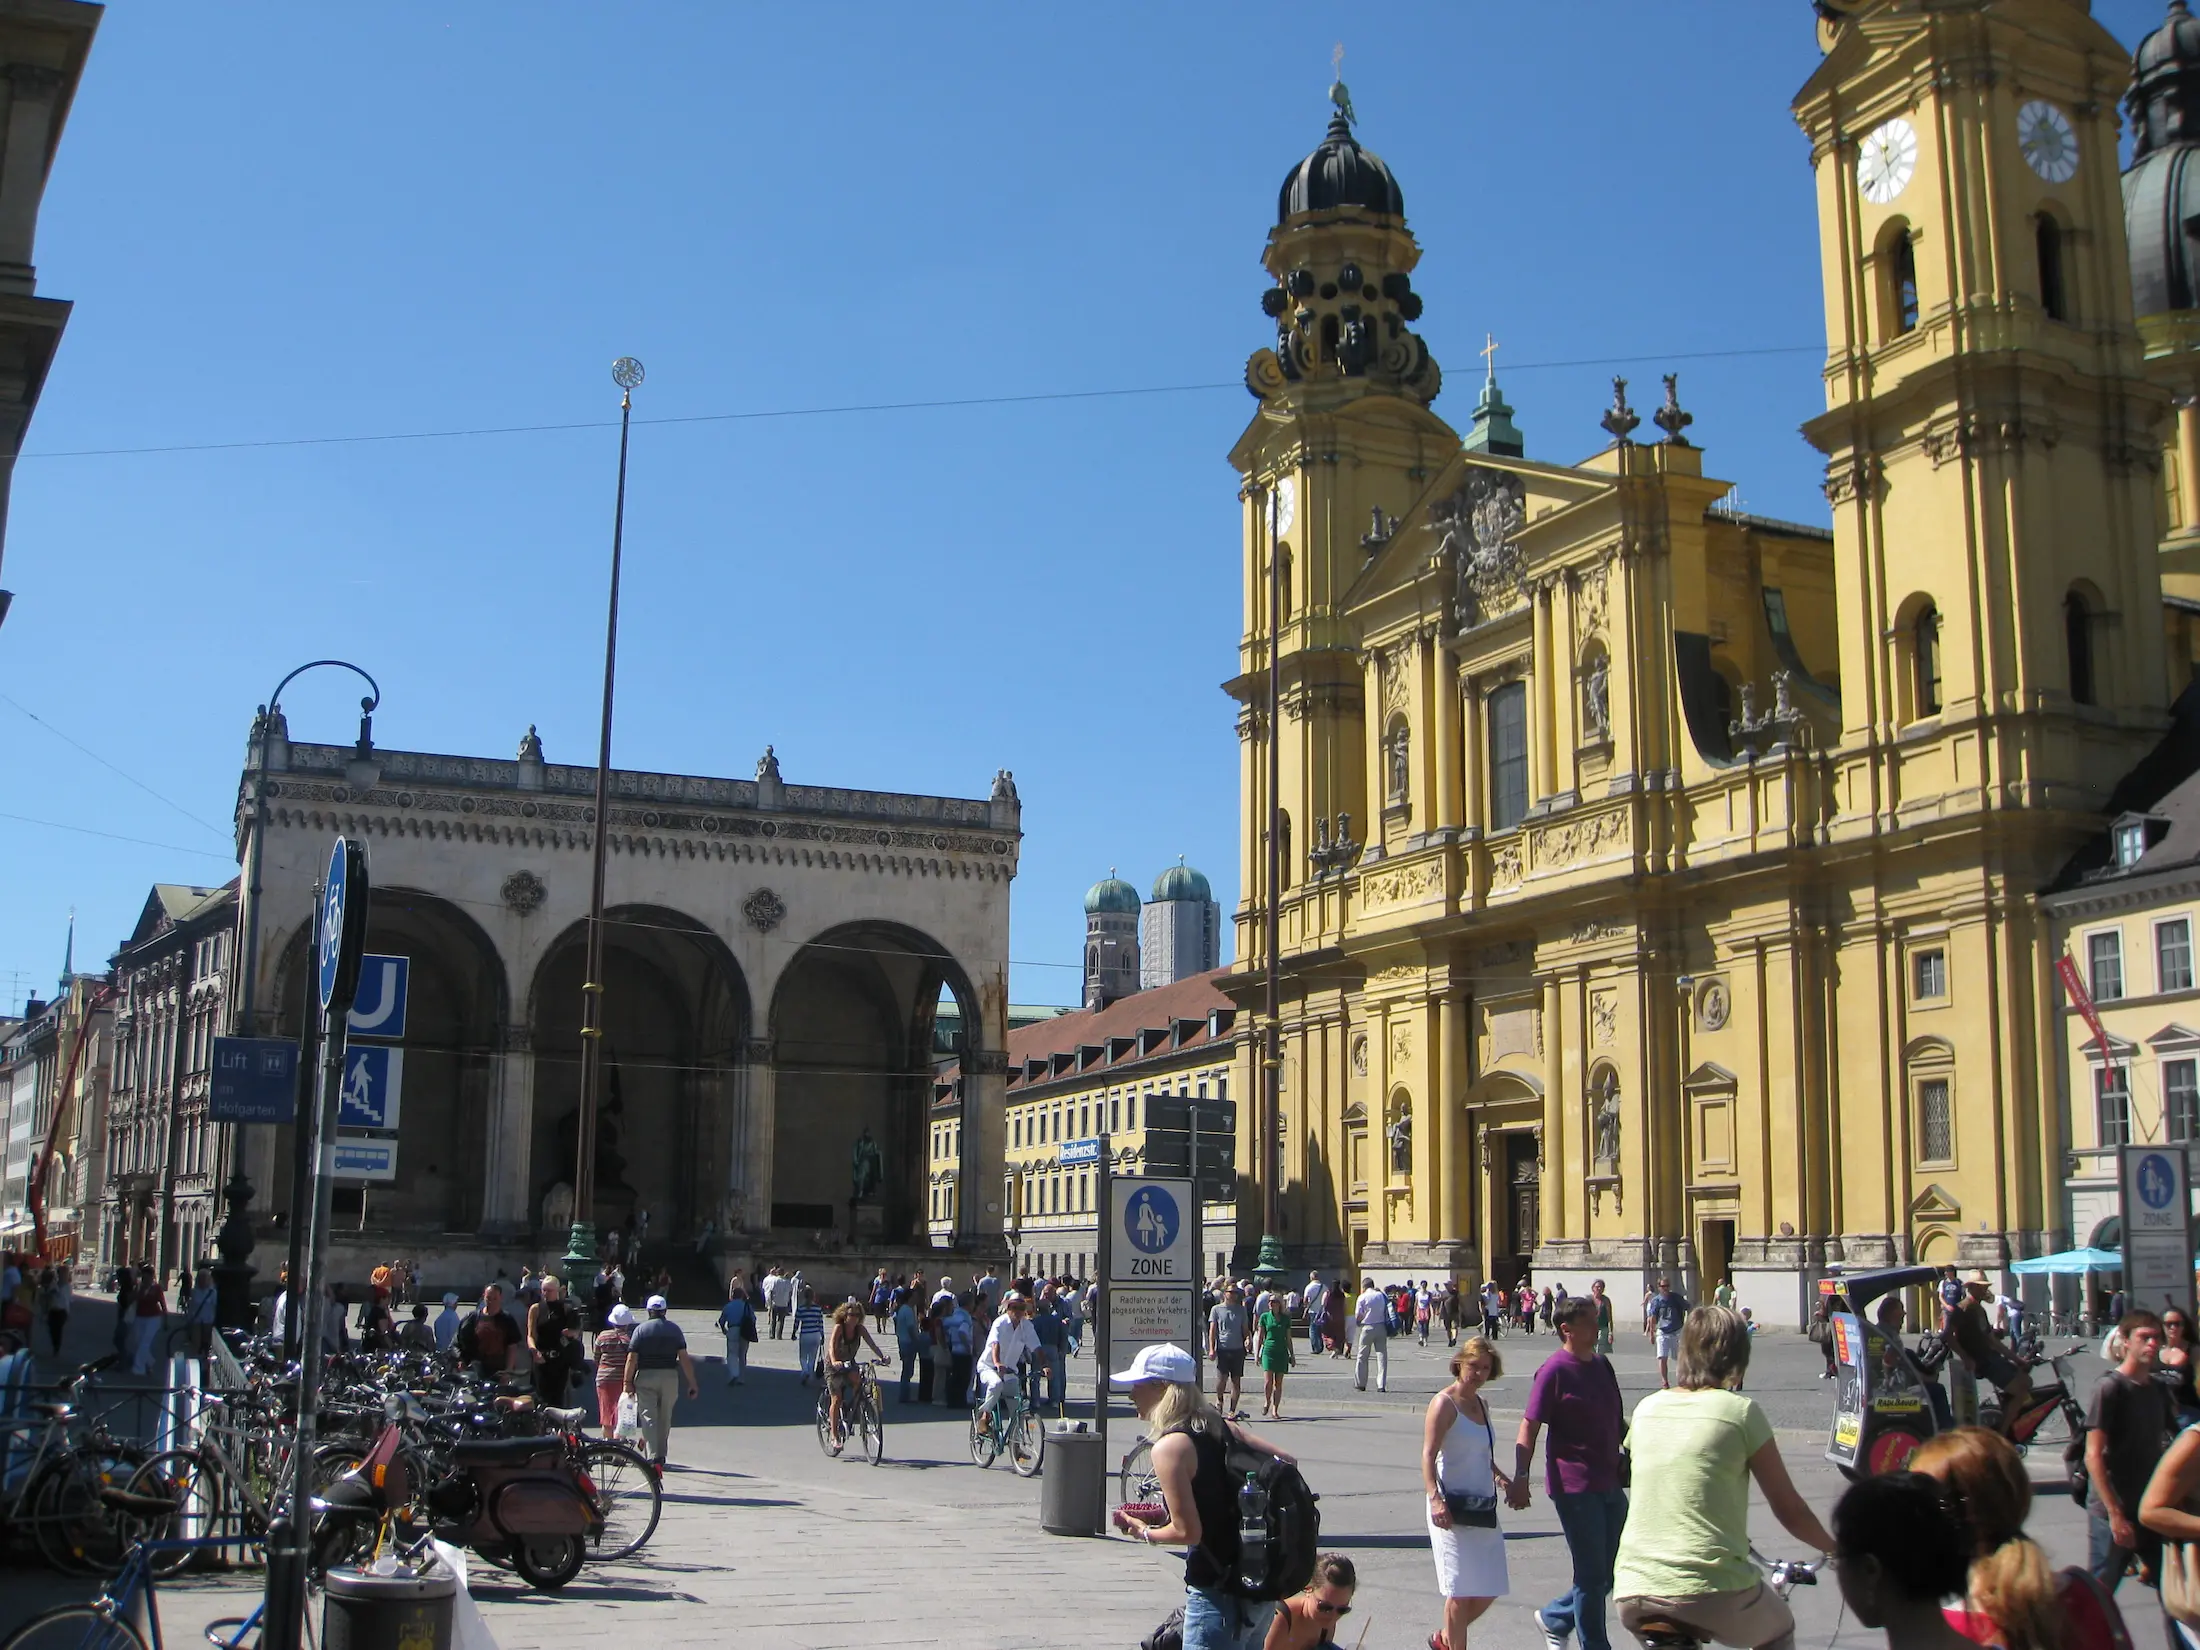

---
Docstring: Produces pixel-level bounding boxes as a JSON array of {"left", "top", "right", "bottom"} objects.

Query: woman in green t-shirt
[{"left": 1613, "top": 1305, "right": 1835, "bottom": 1650}]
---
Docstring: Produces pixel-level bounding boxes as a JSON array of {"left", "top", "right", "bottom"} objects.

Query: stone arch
[
  {"left": 269, "top": 887, "right": 509, "bottom": 1234},
  {"left": 526, "top": 905, "right": 751, "bottom": 1247},
  {"left": 766, "top": 920, "right": 979, "bottom": 1244}
]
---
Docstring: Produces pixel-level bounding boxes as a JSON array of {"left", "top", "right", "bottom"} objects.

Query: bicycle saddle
[{"left": 540, "top": 1405, "right": 593, "bottom": 1430}]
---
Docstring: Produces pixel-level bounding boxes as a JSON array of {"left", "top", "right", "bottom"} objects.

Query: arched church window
[
  {"left": 1913, "top": 603, "right": 1942, "bottom": 717},
  {"left": 1276, "top": 810, "right": 1292, "bottom": 891},
  {"left": 2037, "top": 216, "right": 2067, "bottom": 323},
  {"left": 2067, "top": 589, "right": 2096, "bottom": 705},
  {"left": 1883, "top": 225, "right": 1920, "bottom": 338}
]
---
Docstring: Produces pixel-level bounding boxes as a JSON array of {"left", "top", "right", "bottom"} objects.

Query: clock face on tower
[
  {"left": 2017, "top": 100, "right": 2078, "bottom": 183},
  {"left": 1858, "top": 118, "right": 1918, "bottom": 205},
  {"left": 1272, "top": 477, "right": 1295, "bottom": 535}
]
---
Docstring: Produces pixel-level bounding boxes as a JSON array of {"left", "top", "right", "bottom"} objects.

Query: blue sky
[{"left": 0, "top": 2, "right": 2173, "bottom": 1012}]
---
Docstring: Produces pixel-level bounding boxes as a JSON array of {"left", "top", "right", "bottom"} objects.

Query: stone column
[
  {"left": 0, "top": 66, "right": 62, "bottom": 294},
  {"left": 2181, "top": 399, "right": 2200, "bottom": 533},
  {"left": 480, "top": 1025, "right": 534, "bottom": 1238},
  {"left": 1417, "top": 995, "right": 1445, "bottom": 1242},
  {"left": 1438, "top": 991, "right": 1466, "bottom": 1243},
  {"left": 1460, "top": 681, "right": 1484, "bottom": 833},
  {"left": 960, "top": 1050, "right": 1009, "bottom": 1245},
  {"left": 1530, "top": 585, "right": 1555, "bottom": 804},
  {"left": 732, "top": 1038, "right": 775, "bottom": 1234},
  {"left": 1431, "top": 641, "right": 1461, "bottom": 832}
]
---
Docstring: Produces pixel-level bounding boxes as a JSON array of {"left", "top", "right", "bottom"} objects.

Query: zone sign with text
[{"left": 1109, "top": 1177, "right": 1194, "bottom": 1283}]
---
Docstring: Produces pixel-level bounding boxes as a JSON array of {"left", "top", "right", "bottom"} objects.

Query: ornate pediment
[{"left": 1909, "top": 1182, "right": 1962, "bottom": 1222}]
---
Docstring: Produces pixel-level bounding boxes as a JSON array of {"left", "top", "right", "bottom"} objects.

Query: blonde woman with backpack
[{"left": 1111, "top": 1343, "right": 1301, "bottom": 1650}]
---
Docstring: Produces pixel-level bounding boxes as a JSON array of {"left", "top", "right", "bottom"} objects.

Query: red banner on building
[{"left": 2057, "top": 950, "right": 2114, "bottom": 1059}]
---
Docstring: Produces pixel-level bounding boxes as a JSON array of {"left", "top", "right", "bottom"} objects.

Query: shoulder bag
[{"left": 1442, "top": 1405, "right": 1500, "bottom": 1528}]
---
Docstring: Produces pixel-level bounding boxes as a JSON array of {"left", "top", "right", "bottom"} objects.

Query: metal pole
[
  {"left": 1095, "top": 1139, "right": 1111, "bottom": 1465},
  {"left": 264, "top": 991, "right": 348, "bottom": 1650},
  {"left": 219, "top": 662, "right": 377, "bottom": 1330},
  {"left": 569, "top": 357, "right": 645, "bottom": 1277}
]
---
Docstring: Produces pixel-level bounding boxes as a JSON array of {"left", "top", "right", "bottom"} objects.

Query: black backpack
[{"left": 1199, "top": 1426, "right": 1321, "bottom": 1602}]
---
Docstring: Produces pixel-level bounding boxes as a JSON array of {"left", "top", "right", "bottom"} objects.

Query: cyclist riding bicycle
[
  {"left": 974, "top": 1290, "right": 1041, "bottom": 1437},
  {"left": 824, "top": 1300, "right": 886, "bottom": 1448}
]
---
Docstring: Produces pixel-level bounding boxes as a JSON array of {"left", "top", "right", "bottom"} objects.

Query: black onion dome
[
  {"left": 2126, "top": 144, "right": 2200, "bottom": 314},
  {"left": 2126, "top": 3, "right": 2200, "bottom": 315},
  {"left": 2131, "top": 1, "right": 2200, "bottom": 163},
  {"left": 1277, "top": 113, "right": 1405, "bottom": 224}
]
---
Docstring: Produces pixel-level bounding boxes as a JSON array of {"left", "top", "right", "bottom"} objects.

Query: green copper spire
[{"left": 1465, "top": 333, "right": 1524, "bottom": 458}]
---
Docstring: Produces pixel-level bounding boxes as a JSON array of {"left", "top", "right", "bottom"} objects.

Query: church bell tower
[
  {"left": 1795, "top": 0, "right": 2171, "bottom": 818},
  {"left": 1229, "top": 83, "right": 1455, "bottom": 949}
]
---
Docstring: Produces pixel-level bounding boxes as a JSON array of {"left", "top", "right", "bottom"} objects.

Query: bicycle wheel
[
  {"left": 1, "top": 1604, "right": 150, "bottom": 1650},
  {"left": 858, "top": 1391, "right": 884, "bottom": 1466},
  {"left": 127, "top": 1451, "right": 221, "bottom": 1578},
  {"left": 967, "top": 1404, "right": 1000, "bottom": 1469},
  {"left": 577, "top": 1439, "right": 661, "bottom": 1561},
  {"left": 815, "top": 1391, "right": 841, "bottom": 1457},
  {"left": 32, "top": 1446, "right": 144, "bottom": 1575},
  {"left": 1008, "top": 1406, "right": 1045, "bottom": 1478},
  {"left": 1117, "top": 1437, "right": 1157, "bottom": 1505}
]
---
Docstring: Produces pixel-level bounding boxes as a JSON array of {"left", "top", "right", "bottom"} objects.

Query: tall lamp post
[
  {"left": 215, "top": 659, "right": 380, "bottom": 1331},
  {"left": 565, "top": 356, "right": 645, "bottom": 1278}
]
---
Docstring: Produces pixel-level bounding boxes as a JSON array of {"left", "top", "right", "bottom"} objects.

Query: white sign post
[
  {"left": 1106, "top": 1177, "right": 1199, "bottom": 1386},
  {"left": 2121, "top": 1144, "right": 2195, "bottom": 1317}
]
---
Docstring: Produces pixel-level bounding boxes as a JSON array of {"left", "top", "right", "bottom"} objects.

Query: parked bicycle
[{"left": 0, "top": 1356, "right": 154, "bottom": 1574}]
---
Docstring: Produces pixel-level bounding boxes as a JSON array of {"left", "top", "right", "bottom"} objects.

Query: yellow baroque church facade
[{"left": 1223, "top": 0, "right": 2200, "bottom": 1326}]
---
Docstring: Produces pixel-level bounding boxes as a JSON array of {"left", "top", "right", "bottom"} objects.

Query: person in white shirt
[
  {"left": 1353, "top": 1279, "right": 1391, "bottom": 1393},
  {"left": 974, "top": 1291, "right": 1042, "bottom": 1437}
]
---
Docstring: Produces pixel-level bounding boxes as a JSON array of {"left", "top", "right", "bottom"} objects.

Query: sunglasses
[{"left": 1313, "top": 1601, "right": 1353, "bottom": 1616}]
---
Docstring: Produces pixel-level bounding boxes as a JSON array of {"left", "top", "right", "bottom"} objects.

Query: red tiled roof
[{"left": 1005, "top": 970, "right": 1235, "bottom": 1089}]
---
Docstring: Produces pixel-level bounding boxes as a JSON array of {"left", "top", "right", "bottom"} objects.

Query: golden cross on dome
[{"left": 1482, "top": 333, "right": 1501, "bottom": 382}]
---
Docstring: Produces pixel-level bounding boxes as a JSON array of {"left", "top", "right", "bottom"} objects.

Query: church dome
[
  {"left": 1278, "top": 111, "right": 1404, "bottom": 225},
  {"left": 1085, "top": 872, "right": 1141, "bottom": 915},
  {"left": 2131, "top": 2, "right": 2200, "bottom": 165},
  {"left": 1151, "top": 862, "right": 1212, "bottom": 903}
]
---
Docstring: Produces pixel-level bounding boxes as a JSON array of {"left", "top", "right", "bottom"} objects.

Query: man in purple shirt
[{"left": 1509, "top": 1293, "right": 1626, "bottom": 1650}]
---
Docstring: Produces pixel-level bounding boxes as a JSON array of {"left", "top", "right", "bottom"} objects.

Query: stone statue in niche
[
  {"left": 1582, "top": 653, "right": 1611, "bottom": 741},
  {"left": 541, "top": 1180, "right": 574, "bottom": 1235},
  {"left": 1387, "top": 1105, "right": 1413, "bottom": 1175},
  {"left": 850, "top": 1127, "right": 884, "bottom": 1202},
  {"left": 1387, "top": 723, "right": 1411, "bottom": 806},
  {"left": 1592, "top": 1072, "right": 1621, "bottom": 1170}
]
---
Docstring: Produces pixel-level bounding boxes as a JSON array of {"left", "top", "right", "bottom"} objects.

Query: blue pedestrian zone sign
[
  {"left": 337, "top": 1045, "right": 404, "bottom": 1133},
  {"left": 2137, "top": 1151, "right": 2179, "bottom": 1212},
  {"left": 208, "top": 1036, "right": 299, "bottom": 1124},
  {"left": 1124, "top": 1185, "right": 1180, "bottom": 1254},
  {"left": 345, "top": 955, "right": 408, "bottom": 1039}
]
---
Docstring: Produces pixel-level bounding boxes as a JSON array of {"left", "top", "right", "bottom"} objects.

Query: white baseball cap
[
  {"left": 1112, "top": 1343, "right": 1197, "bottom": 1387},
  {"left": 646, "top": 1294, "right": 668, "bottom": 1312}
]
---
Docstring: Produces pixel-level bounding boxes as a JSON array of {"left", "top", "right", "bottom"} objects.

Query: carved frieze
[
  {"left": 1571, "top": 916, "right": 1625, "bottom": 943},
  {"left": 742, "top": 888, "right": 787, "bottom": 933},
  {"left": 1530, "top": 808, "right": 1626, "bottom": 870},
  {"left": 1389, "top": 1020, "right": 1413, "bottom": 1070},
  {"left": 1489, "top": 839, "right": 1524, "bottom": 889},
  {"left": 499, "top": 870, "right": 547, "bottom": 915},
  {"left": 1591, "top": 988, "right": 1618, "bottom": 1048},
  {"left": 1361, "top": 860, "right": 1442, "bottom": 909}
]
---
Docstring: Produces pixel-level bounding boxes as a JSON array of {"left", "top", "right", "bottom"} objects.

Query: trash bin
[
  {"left": 1041, "top": 1423, "right": 1107, "bottom": 1536},
  {"left": 321, "top": 1562, "right": 459, "bottom": 1650}
]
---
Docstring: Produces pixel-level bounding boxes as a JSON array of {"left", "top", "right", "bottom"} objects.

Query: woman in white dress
[{"left": 1422, "top": 1336, "right": 1512, "bottom": 1650}]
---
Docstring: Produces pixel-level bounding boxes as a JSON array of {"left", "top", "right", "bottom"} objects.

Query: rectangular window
[
  {"left": 2097, "top": 1065, "right": 2132, "bottom": 1148},
  {"left": 2169, "top": 1060, "right": 2200, "bottom": 1144},
  {"left": 2090, "top": 930, "right": 2126, "bottom": 1002},
  {"left": 1913, "top": 949, "right": 1947, "bottom": 1001},
  {"left": 1128, "top": 1091, "right": 1139, "bottom": 1127},
  {"left": 1110, "top": 1099, "right": 1119, "bottom": 1131},
  {"left": 2162, "top": 919, "right": 2195, "bottom": 995},
  {"left": 1488, "top": 682, "right": 1529, "bottom": 832},
  {"left": 1919, "top": 1077, "right": 1954, "bottom": 1162}
]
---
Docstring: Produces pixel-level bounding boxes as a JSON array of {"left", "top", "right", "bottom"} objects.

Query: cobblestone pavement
[{"left": 1, "top": 1305, "right": 2159, "bottom": 1650}]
